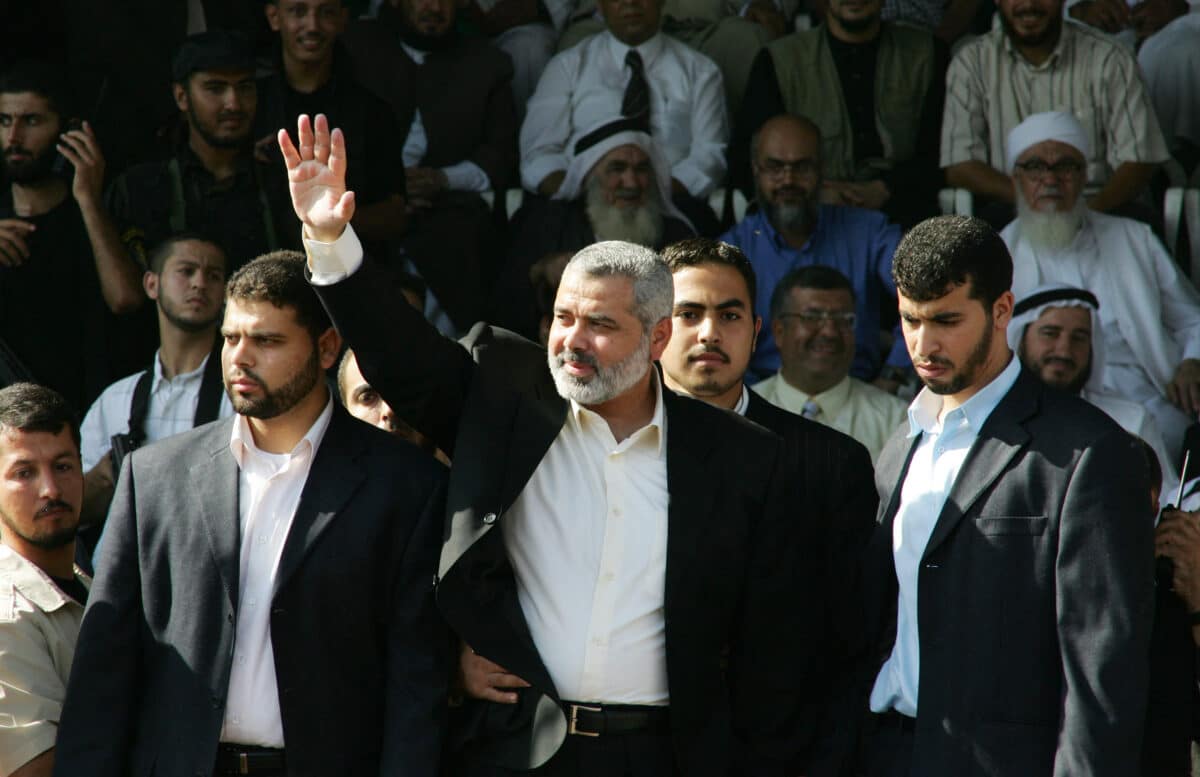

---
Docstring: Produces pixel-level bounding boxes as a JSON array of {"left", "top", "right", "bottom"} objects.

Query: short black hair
[
  {"left": 226, "top": 250, "right": 332, "bottom": 340},
  {"left": 769, "top": 265, "right": 854, "bottom": 320},
  {"left": 147, "top": 232, "right": 226, "bottom": 276},
  {"left": 891, "top": 215, "right": 1012, "bottom": 307},
  {"left": 661, "top": 238, "right": 758, "bottom": 317},
  {"left": 0, "top": 383, "right": 80, "bottom": 453},
  {"left": 0, "top": 60, "right": 76, "bottom": 119}
]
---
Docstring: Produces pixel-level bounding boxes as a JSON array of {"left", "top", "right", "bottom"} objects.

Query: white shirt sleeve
[
  {"left": 304, "top": 225, "right": 366, "bottom": 286},
  {"left": 671, "top": 57, "right": 728, "bottom": 197},
  {"left": 520, "top": 53, "right": 578, "bottom": 192},
  {"left": 442, "top": 161, "right": 493, "bottom": 192}
]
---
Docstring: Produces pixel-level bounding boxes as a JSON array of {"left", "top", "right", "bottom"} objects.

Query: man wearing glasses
[
  {"left": 1001, "top": 110, "right": 1200, "bottom": 459},
  {"left": 719, "top": 114, "right": 910, "bottom": 385},
  {"left": 753, "top": 265, "right": 906, "bottom": 461}
]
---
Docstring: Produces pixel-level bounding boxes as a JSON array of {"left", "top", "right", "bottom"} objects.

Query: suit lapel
[
  {"left": 272, "top": 409, "right": 367, "bottom": 598},
  {"left": 663, "top": 392, "right": 717, "bottom": 611},
  {"left": 192, "top": 420, "right": 241, "bottom": 609},
  {"left": 920, "top": 371, "right": 1037, "bottom": 561}
]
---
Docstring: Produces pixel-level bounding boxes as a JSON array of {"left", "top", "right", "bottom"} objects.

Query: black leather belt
[
  {"left": 562, "top": 701, "right": 671, "bottom": 737},
  {"left": 214, "top": 743, "right": 286, "bottom": 775},
  {"left": 877, "top": 710, "right": 917, "bottom": 733}
]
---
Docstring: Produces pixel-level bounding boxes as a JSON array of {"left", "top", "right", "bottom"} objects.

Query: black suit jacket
[
  {"left": 743, "top": 392, "right": 877, "bottom": 776},
  {"left": 53, "top": 406, "right": 449, "bottom": 777},
  {"left": 857, "top": 369, "right": 1155, "bottom": 777},
  {"left": 314, "top": 255, "right": 819, "bottom": 776}
]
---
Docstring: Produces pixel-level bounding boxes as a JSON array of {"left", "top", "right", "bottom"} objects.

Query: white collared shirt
[
  {"left": 79, "top": 350, "right": 235, "bottom": 471},
  {"left": 220, "top": 399, "right": 334, "bottom": 747},
  {"left": 752, "top": 373, "right": 907, "bottom": 463},
  {"left": 503, "top": 378, "right": 670, "bottom": 704},
  {"left": 869, "top": 355, "right": 1021, "bottom": 717},
  {"left": 519, "top": 30, "right": 728, "bottom": 197}
]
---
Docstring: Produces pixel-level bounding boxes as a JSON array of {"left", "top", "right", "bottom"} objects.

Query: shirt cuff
[
  {"left": 304, "top": 224, "right": 364, "bottom": 286},
  {"left": 442, "top": 161, "right": 492, "bottom": 193}
]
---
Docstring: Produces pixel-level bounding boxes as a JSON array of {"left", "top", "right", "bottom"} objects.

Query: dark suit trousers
[
  {"left": 859, "top": 714, "right": 915, "bottom": 777},
  {"left": 461, "top": 733, "right": 679, "bottom": 777}
]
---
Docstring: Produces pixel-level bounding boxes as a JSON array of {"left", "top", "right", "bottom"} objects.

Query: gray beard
[
  {"left": 547, "top": 331, "right": 653, "bottom": 405},
  {"left": 585, "top": 176, "right": 664, "bottom": 247},
  {"left": 1016, "top": 192, "right": 1086, "bottom": 252}
]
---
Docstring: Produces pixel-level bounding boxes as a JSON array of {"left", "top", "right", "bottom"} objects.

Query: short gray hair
[{"left": 564, "top": 241, "right": 674, "bottom": 332}]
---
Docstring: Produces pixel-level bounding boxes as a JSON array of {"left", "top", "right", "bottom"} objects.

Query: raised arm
[{"left": 282, "top": 115, "right": 475, "bottom": 454}]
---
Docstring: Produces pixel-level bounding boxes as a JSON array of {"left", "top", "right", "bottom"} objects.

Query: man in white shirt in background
[
  {"left": 78, "top": 234, "right": 233, "bottom": 535},
  {"left": 753, "top": 264, "right": 906, "bottom": 462},
  {"left": 1001, "top": 110, "right": 1200, "bottom": 457},
  {"left": 520, "top": 0, "right": 727, "bottom": 234}
]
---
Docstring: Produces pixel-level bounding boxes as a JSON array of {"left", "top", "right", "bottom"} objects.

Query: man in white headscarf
[
  {"left": 1010, "top": 283, "right": 1180, "bottom": 497},
  {"left": 1001, "top": 110, "right": 1200, "bottom": 456},
  {"left": 492, "top": 117, "right": 696, "bottom": 337}
]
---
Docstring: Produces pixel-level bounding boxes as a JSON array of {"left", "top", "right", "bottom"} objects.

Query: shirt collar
[
  {"left": 152, "top": 349, "right": 212, "bottom": 389},
  {"left": 776, "top": 372, "right": 853, "bottom": 417},
  {"left": 606, "top": 29, "right": 665, "bottom": 70},
  {"left": 733, "top": 385, "right": 750, "bottom": 415},
  {"left": 0, "top": 545, "right": 89, "bottom": 612},
  {"left": 570, "top": 371, "right": 667, "bottom": 457},
  {"left": 754, "top": 205, "right": 825, "bottom": 254},
  {"left": 906, "top": 351, "right": 1021, "bottom": 437},
  {"left": 229, "top": 395, "right": 336, "bottom": 468}
]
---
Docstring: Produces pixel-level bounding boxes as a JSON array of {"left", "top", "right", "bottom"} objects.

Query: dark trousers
[
  {"left": 462, "top": 731, "right": 679, "bottom": 777},
  {"left": 859, "top": 713, "right": 915, "bottom": 777}
]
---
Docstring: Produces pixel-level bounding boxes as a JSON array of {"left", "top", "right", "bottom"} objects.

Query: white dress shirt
[
  {"left": 399, "top": 43, "right": 492, "bottom": 193},
  {"left": 80, "top": 351, "right": 235, "bottom": 471},
  {"left": 869, "top": 355, "right": 1021, "bottom": 717},
  {"left": 520, "top": 30, "right": 728, "bottom": 197},
  {"left": 752, "top": 373, "right": 907, "bottom": 463},
  {"left": 220, "top": 399, "right": 334, "bottom": 747},
  {"left": 503, "top": 379, "right": 670, "bottom": 704}
]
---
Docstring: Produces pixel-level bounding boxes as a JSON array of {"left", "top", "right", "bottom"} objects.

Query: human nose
[
  {"left": 697, "top": 314, "right": 720, "bottom": 342},
  {"left": 39, "top": 466, "right": 63, "bottom": 500}
]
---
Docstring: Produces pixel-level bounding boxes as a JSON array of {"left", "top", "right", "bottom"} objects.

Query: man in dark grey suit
[
  {"left": 856, "top": 216, "right": 1154, "bottom": 777},
  {"left": 286, "top": 115, "right": 818, "bottom": 776},
  {"left": 52, "top": 251, "right": 449, "bottom": 777}
]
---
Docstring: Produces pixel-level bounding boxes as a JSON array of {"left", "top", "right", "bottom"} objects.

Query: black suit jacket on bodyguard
[
  {"left": 313, "top": 254, "right": 822, "bottom": 776},
  {"left": 52, "top": 407, "right": 449, "bottom": 777},
  {"left": 857, "top": 368, "right": 1154, "bottom": 777}
]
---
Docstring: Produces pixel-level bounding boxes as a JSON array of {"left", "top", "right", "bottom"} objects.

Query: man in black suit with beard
[{"left": 287, "top": 114, "right": 819, "bottom": 776}]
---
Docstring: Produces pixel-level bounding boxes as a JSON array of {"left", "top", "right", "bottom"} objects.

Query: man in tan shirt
[{"left": 0, "top": 383, "right": 89, "bottom": 777}]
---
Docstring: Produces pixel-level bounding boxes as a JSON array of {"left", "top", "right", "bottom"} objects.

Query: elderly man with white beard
[
  {"left": 1001, "top": 110, "right": 1200, "bottom": 457},
  {"left": 493, "top": 117, "right": 695, "bottom": 339}
]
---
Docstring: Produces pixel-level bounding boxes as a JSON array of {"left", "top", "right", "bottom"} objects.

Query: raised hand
[{"left": 278, "top": 114, "right": 356, "bottom": 243}]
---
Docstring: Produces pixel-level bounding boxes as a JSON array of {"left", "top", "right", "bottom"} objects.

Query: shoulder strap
[
  {"left": 126, "top": 368, "right": 155, "bottom": 447},
  {"left": 193, "top": 342, "right": 225, "bottom": 427}
]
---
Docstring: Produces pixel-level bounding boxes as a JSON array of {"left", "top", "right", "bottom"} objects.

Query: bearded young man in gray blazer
[
  {"left": 856, "top": 216, "right": 1154, "bottom": 777},
  {"left": 52, "top": 252, "right": 449, "bottom": 777},
  {"left": 286, "top": 114, "right": 819, "bottom": 777}
]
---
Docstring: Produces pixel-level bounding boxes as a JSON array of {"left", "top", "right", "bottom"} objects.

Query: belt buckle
[
  {"left": 567, "top": 703, "right": 603, "bottom": 737},
  {"left": 239, "top": 753, "right": 249, "bottom": 775}
]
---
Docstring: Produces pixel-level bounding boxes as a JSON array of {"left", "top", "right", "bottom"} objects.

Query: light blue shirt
[{"left": 868, "top": 353, "right": 1022, "bottom": 717}]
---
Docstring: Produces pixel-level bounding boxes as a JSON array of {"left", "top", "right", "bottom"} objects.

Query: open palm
[{"left": 279, "top": 114, "right": 356, "bottom": 242}]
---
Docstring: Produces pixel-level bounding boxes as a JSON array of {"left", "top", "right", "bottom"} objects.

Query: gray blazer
[
  {"left": 859, "top": 368, "right": 1155, "bottom": 777},
  {"left": 53, "top": 406, "right": 450, "bottom": 777}
]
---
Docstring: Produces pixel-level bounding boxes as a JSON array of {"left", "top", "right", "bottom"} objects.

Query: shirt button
[
  {"left": 482, "top": 512, "right": 497, "bottom": 525},
  {"left": 247, "top": 598, "right": 256, "bottom": 607}
]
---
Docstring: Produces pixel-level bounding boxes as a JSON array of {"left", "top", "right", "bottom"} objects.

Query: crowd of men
[{"left": 3, "top": 0, "right": 1200, "bottom": 774}]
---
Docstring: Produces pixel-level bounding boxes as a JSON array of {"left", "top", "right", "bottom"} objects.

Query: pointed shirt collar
[{"left": 906, "top": 352, "right": 1021, "bottom": 438}]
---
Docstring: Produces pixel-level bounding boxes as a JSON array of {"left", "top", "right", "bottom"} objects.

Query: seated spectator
[
  {"left": 733, "top": 0, "right": 947, "bottom": 227},
  {"left": 720, "top": 114, "right": 908, "bottom": 383},
  {"left": 342, "top": 0, "right": 518, "bottom": 331},
  {"left": 752, "top": 265, "right": 905, "bottom": 462},
  {"left": 1136, "top": 11, "right": 1200, "bottom": 164},
  {"left": 77, "top": 235, "right": 233, "bottom": 541},
  {"left": 1002, "top": 111, "right": 1200, "bottom": 457},
  {"left": 558, "top": 0, "right": 794, "bottom": 116},
  {"left": 941, "top": 0, "right": 1169, "bottom": 225},
  {"left": 466, "top": 0, "right": 570, "bottom": 119},
  {"left": 256, "top": 0, "right": 408, "bottom": 244},
  {"left": 338, "top": 348, "right": 449, "bottom": 464},
  {"left": 0, "top": 60, "right": 142, "bottom": 412},
  {"left": 107, "top": 31, "right": 294, "bottom": 274},
  {"left": 520, "top": 0, "right": 727, "bottom": 234},
  {"left": 493, "top": 119, "right": 695, "bottom": 338},
  {"left": 0, "top": 383, "right": 89, "bottom": 777},
  {"left": 1009, "top": 282, "right": 1179, "bottom": 496}
]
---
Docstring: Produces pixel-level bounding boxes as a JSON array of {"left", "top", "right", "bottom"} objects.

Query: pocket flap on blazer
[{"left": 975, "top": 515, "right": 1047, "bottom": 535}]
